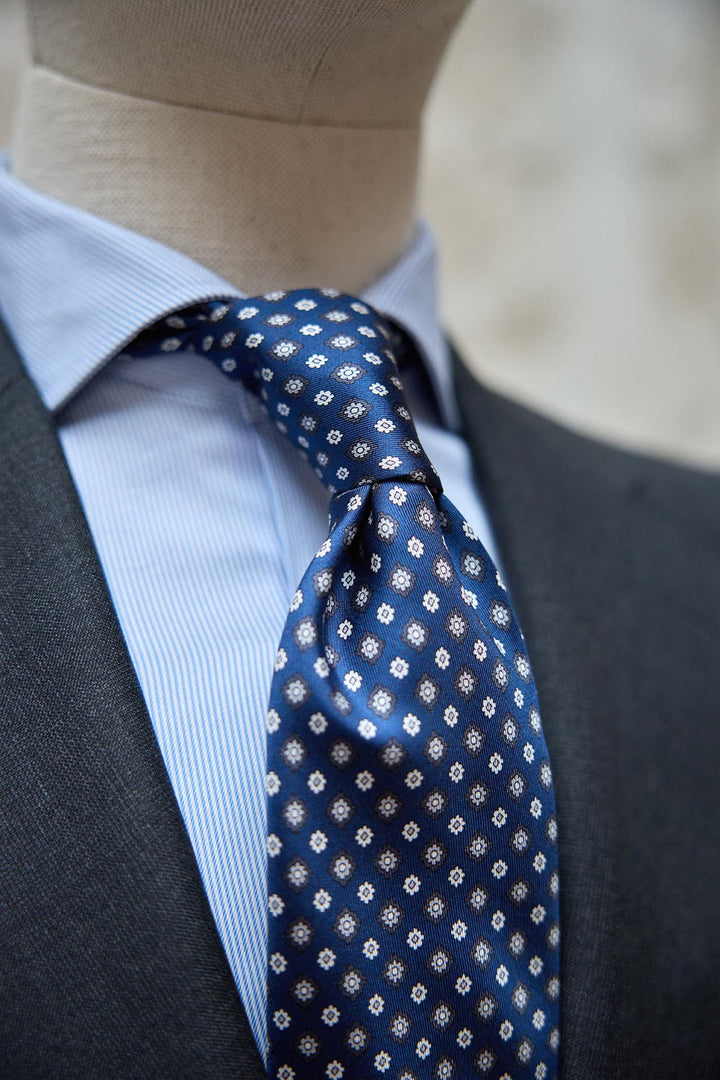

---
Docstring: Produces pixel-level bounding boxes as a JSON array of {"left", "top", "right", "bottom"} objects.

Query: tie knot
[{"left": 145, "top": 288, "right": 441, "bottom": 496}]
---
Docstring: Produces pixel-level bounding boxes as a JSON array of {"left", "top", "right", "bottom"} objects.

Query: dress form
[{"left": 13, "top": 0, "right": 469, "bottom": 293}]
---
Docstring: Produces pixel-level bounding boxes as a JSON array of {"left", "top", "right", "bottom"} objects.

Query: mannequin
[{"left": 13, "top": 0, "right": 469, "bottom": 294}]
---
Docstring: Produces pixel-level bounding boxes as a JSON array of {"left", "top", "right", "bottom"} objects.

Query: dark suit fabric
[{"left": 0, "top": 318, "right": 718, "bottom": 1078}]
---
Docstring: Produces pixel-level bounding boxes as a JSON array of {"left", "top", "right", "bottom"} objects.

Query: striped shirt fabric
[{"left": 0, "top": 156, "right": 500, "bottom": 1057}]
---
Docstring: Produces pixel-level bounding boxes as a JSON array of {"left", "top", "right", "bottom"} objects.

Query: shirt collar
[{"left": 0, "top": 155, "right": 458, "bottom": 428}]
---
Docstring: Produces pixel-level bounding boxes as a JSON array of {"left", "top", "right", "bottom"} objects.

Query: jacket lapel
[
  {"left": 0, "top": 322, "right": 265, "bottom": 1076},
  {"left": 455, "top": 355, "right": 720, "bottom": 1079}
]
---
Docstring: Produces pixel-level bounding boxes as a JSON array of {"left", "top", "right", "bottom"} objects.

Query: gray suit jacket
[{"left": 1, "top": 320, "right": 719, "bottom": 1078}]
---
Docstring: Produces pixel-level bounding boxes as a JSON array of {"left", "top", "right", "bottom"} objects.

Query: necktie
[{"left": 130, "top": 289, "right": 560, "bottom": 1080}]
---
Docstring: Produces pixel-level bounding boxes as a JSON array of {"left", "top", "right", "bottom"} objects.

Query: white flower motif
[
  {"left": 357, "top": 325, "right": 377, "bottom": 338},
  {"left": 375, "top": 418, "right": 396, "bottom": 434},
  {"left": 317, "top": 947, "right": 337, "bottom": 971},
  {"left": 499, "top": 1020, "right": 514, "bottom": 1042},
  {"left": 295, "top": 298, "right": 317, "bottom": 311},
  {"left": 374, "top": 1051, "right": 391, "bottom": 1073},
  {"left": 403, "top": 713, "right": 421, "bottom": 736},
  {"left": 267, "top": 834, "right": 282, "bottom": 858},
  {"left": 531, "top": 904, "right": 547, "bottom": 925},
  {"left": 316, "top": 538, "right": 332, "bottom": 558},
  {"left": 462, "top": 520, "right": 478, "bottom": 540},
  {"left": 355, "top": 772, "right": 375, "bottom": 793},
  {"left": 529, "top": 955, "right": 544, "bottom": 976},
  {"left": 492, "top": 807, "right": 508, "bottom": 828},
  {"left": 245, "top": 332, "right": 264, "bottom": 348},
  {"left": 422, "top": 590, "right": 440, "bottom": 614},
  {"left": 457, "top": 1027, "right": 473, "bottom": 1048},
  {"left": 314, "top": 656, "right": 330, "bottom": 678},
  {"left": 524, "top": 742, "right": 535, "bottom": 763},
  {"left": 313, "top": 888, "right": 332, "bottom": 912},
  {"left": 357, "top": 880, "right": 376, "bottom": 904},
  {"left": 376, "top": 602, "right": 395, "bottom": 625},
  {"left": 530, "top": 797, "right": 543, "bottom": 819},
  {"left": 321, "top": 1005, "right": 340, "bottom": 1026},
  {"left": 344, "top": 669, "right": 362, "bottom": 692},
  {"left": 448, "top": 866, "right": 465, "bottom": 887},
  {"left": 496, "top": 964, "right": 509, "bottom": 987},
  {"left": 489, "top": 752, "right": 504, "bottom": 774},
  {"left": 273, "top": 1008, "right": 291, "bottom": 1031},
  {"left": 326, "top": 427, "right": 342, "bottom": 443},
  {"left": 289, "top": 588, "right": 303, "bottom": 612},
  {"left": 269, "top": 951, "right": 287, "bottom": 974},
  {"left": 448, "top": 815, "right": 465, "bottom": 835},
  {"left": 473, "top": 639, "right": 488, "bottom": 662},
  {"left": 491, "top": 910, "right": 506, "bottom": 931},
  {"left": 299, "top": 323, "right": 322, "bottom": 336},
  {"left": 379, "top": 456, "right": 402, "bottom": 470},
  {"left": 355, "top": 824, "right": 374, "bottom": 846},
  {"left": 314, "top": 390, "right": 334, "bottom": 406},
  {"left": 358, "top": 718, "right": 377, "bottom": 740},
  {"left": 435, "top": 647, "right": 451, "bottom": 670},
  {"left": 237, "top": 305, "right": 259, "bottom": 319},
  {"left": 277, "top": 402, "right": 290, "bottom": 417},
  {"left": 389, "top": 656, "right": 410, "bottom": 679},
  {"left": 268, "top": 893, "right": 285, "bottom": 917},
  {"left": 455, "top": 974, "right": 473, "bottom": 997},
  {"left": 491, "top": 860, "right": 508, "bottom": 879},
  {"left": 370, "top": 553, "right": 382, "bottom": 572},
  {"left": 402, "top": 821, "right": 420, "bottom": 842},
  {"left": 369, "top": 382, "right": 388, "bottom": 396},
  {"left": 407, "top": 927, "right": 424, "bottom": 950},
  {"left": 337, "top": 619, "right": 353, "bottom": 640},
  {"left": 514, "top": 688, "right": 525, "bottom": 708},
  {"left": 336, "top": 466, "right": 349, "bottom": 480},
  {"left": 415, "top": 1035, "right": 431, "bottom": 1057},
  {"left": 448, "top": 760, "right": 465, "bottom": 783},
  {"left": 309, "top": 830, "right": 328, "bottom": 854},
  {"left": 482, "top": 696, "right": 496, "bottom": 718},
  {"left": 534, "top": 852, "right": 547, "bottom": 873},
  {"left": 388, "top": 486, "right": 407, "bottom": 506},
  {"left": 363, "top": 350, "right": 381, "bottom": 364},
  {"left": 451, "top": 920, "right": 467, "bottom": 941},
  {"left": 368, "top": 993, "right": 385, "bottom": 1016},
  {"left": 405, "top": 769, "right": 423, "bottom": 790},
  {"left": 444, "top": 705, "right": 459, "bottom": 728},
  {"left": 266, "top": 708, "right": 281, "bottom": 734},
  {"left": 266, "top": 771, "right": 281, "bottom": 796},
  {"left": 407, "top": 536, "right": 424, "bottom": 558},
  {"left": 363, "top": 938, "right": 380, "bottom": 959},
  {"left": 307, "top": 770, "right": 327, "bottom": 794},
  {"left": 308, "top": 711, "right": 328, "bottom": 735},
  {"left": 403, "top": 875, "right": 421, "bottom": 896}
]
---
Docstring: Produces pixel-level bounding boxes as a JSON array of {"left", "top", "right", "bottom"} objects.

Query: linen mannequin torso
[{"left": 15, "top": 0, "right": 469, "bottom": 295}]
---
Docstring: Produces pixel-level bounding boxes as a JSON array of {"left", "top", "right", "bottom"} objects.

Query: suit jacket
[{"left": 1, "top": 318, "right": 719, "bottom": 1079}]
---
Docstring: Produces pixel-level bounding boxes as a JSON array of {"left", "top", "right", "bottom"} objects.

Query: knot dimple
[{"left": 199, "top": 288, "right": 441, "bottom": 496}]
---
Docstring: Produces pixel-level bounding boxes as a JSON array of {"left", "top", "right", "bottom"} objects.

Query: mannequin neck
[{"left": 13, "top": 0, "right": 468, "bottom": 294}]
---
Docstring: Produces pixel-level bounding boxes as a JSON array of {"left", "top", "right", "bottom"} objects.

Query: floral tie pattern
[{"left": 130, "top": 289, "right": 560, "bottom": 1080}]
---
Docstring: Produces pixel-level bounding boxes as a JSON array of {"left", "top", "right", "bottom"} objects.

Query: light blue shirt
[{"left": 0, "top": 158, "right": 499, "bottom": 1056}]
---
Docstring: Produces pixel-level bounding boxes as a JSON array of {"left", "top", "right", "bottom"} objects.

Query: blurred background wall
[{"left": 1, "top": 0, "right": 718, "bottom": 466}]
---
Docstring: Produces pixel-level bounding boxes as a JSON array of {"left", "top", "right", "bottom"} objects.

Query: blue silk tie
[{"left": 130, "top": 289, "right": 560, "bottom": 1080}]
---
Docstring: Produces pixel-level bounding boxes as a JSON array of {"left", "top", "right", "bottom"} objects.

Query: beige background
[{"left": 2, "top": 0, "right": 718, "bottom": 466}]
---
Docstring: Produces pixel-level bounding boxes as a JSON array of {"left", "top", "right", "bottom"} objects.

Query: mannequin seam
[{"left": 30, "top": 64, "right": 421, "bottom": 134}]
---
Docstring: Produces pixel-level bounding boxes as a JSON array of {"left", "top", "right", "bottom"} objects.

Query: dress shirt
[{"left": 0, "top": 156, "right": 500, "bottom": 1056}]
